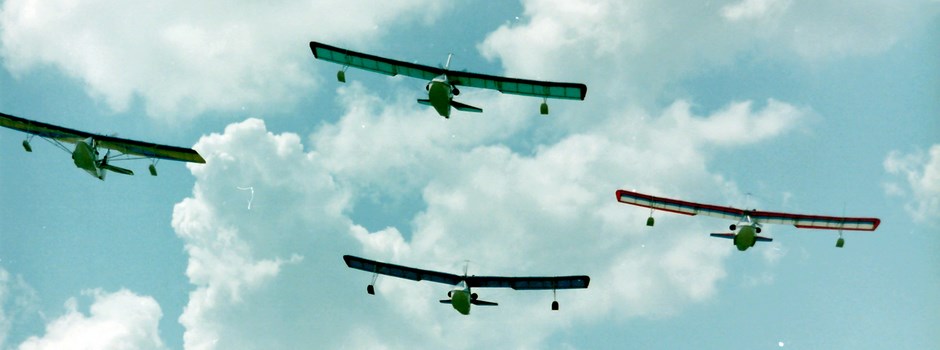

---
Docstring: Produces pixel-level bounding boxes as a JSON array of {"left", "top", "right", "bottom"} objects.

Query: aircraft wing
[
  {"left": 0, "top": 112, "right": 205, "bottom": 163},
  {"left": 343, "top": 255, "right": 463, "bottom": 286},
  {"left": 309, "top": 41, "right": 587, "bottom": 100},
  {"left": 1, "top": 112, "right": 95, "bottom": 143},
  {"left": 466, "top": 275, "right": 590, "bottom": 290},
  {"left": 616, "top": 189, "right": 744, "bottom": 221},
  {"left": 616, "top": 189, "right": 880, "bottom": 231},
  {"left": 446, "top": 71, "right": 587, "bottom": 100},
  {"left": 747, "top": 211, "right": 880, "bottom": 231},
  {"left": 94, "top": 135, "right": 205, "bottom": 163},
  {"left": 311, "top": 41, "right": 441, "bottom": 81}
]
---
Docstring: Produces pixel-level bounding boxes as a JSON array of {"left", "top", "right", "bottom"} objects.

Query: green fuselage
[{"left": 734, "top": 225, "right": 758, "bottom": 251}]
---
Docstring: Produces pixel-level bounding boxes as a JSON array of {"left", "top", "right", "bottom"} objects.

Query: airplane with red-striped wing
[
  {"left": 1, "top": 112, "right": 205, "bottom": 180},
  {"left": 344, "top": 255, "right": 590, "bottom": 315},
  {"left": 615, "top": 189, "right": 880, "bottom": 251}
]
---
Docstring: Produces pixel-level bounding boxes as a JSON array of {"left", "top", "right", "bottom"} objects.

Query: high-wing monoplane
[
  {"left": 343, "top": 255, "right": 590, "bottom": 315},
  {"left": 616, "top": 189, "right": 880, "bottom": 251},
  {"left": 310, "top": 41, "right": 588, "bottom": 118},
  {"left": 0, "top": 112, "right": 205, "bottom": 180}
]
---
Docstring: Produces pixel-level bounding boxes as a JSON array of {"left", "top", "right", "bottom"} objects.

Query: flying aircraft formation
[{"left": 0, "top": 40, "right": 882, "bottom": 317}]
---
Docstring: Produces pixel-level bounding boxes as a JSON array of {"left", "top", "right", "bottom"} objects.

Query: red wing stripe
[{"left": 616, "top": 189, "right": 744, "bottom": 219}]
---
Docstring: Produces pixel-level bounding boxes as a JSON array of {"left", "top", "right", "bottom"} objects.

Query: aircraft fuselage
[
  {"left": 72, "top": 138, "right": 105, "bottom": 180},
  {"left": 734, "top": 225, "right": 758, "bottom": 251},
  {"left": 427, "top": 77, "right": 453, "bottom": 118},
  {"left": 449, "top": 280, "right": 472, "bottom": 315}
]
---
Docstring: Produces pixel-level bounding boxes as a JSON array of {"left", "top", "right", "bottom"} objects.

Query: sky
[{"left": 0, "top": 0, "right": 937, "bottom": 349}]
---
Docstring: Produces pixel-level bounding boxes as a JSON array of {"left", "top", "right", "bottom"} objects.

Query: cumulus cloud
[
  {"left": 722, "top": 0, "right": 792, "bottom": 21},
  {"left": 0, "top": 0, "right": 447, "bottom": 119},
  {"left": 17, "top": 289, "right": 164, "bottom": 350},
  {"left": 0, "top": 266, "right": 39, "bottom": 349},
  {"left": 884, "top": 145, "right": 940, "bottom": 224},
  {"left": 165, "top": 77, "right": 807, "bottom": 347},
  {"left": 479, "top": 0, "right": 934, "bottom": 111}
]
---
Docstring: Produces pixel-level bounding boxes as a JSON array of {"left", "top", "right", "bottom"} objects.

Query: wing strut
[{"left": 367, "top": 265, "right": 378, "bottom": 295}]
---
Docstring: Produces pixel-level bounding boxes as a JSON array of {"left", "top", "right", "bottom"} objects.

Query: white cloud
[
  {"left": 0, "top": 266, "right": 38, "bottom": 349},
  {"left": 0, "top": 0, "right": 447, "bottom": 119},
  {"left": 479, "top": 0, "right": 933, "bottom": 111},
  {"left": 722, "top": 0, "right": 792, "bottom": 21},
  {"left": 884, "top": 145, "right": 940, "bottom": 224},
  {"left": 165, "top": 80, "right": 806, "bottom": 347},
  {"left": 17, "top": 289, "right": 164, "bottom": 350}
]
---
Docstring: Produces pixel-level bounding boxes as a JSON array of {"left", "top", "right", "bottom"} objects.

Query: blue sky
[{"left": 0, "top": 1, "right": 938, "bottom": 349}]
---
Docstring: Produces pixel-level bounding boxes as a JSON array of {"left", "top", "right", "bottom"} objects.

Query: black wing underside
[
  {"left": 0, "top": 112, "right": 205, "bottom": 163},
  {"left": 310, "top": 41, "right": 587, "bottom": 100}
]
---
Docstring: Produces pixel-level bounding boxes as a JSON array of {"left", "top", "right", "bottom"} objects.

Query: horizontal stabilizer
[
  {"left": 471, "top": 299, "right": 498, "bottom": 306},
  {"left": 450, "top": 100, "right": 482, "bottom": 113},
  {"left": 417, "top": 99, "right": 432, "bottom": 106},
  {"left": 102, "top": 164, "right": 134, "bottom": 176},
  {"left": 755, "top": 235, "right": 773, "bottom": 242},
  {"left": 709, "top": 233, "right": 735, "bottom": 239}
]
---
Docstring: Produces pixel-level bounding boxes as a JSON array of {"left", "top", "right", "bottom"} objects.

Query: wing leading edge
[
  {"left": 343, "top": 255, "right": 590, "bottom": 289},
  {"left": 0, "top": 112, "right": 205, "bottom": 163},
  {"left": 310, "top": 41, "right": 587, "bottom": 100},
  {"left": 616, "top": 189, "right": 880, "bottom": 231}
]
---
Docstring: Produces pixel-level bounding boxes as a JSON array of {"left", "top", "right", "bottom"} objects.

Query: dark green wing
[
  {"left": 0, "top": 112, "right": 94, "bottom": 143},
  {"left": 466, "top": 275, "right": 591, "bottom": 290},
  {"left": 343, "top": 255, "right": 463, "bottom": 286}
]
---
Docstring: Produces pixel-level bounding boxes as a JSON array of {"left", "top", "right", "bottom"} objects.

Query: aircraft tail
[
  {"left": 450, "top": 100, "right": 482, "bottom": 113},
  {"left": 710, "top": 233, "right": 772, "bottom": 242},
  {"left": 101, "top": 163, "right": 134, "bottom": 176},
  {"left": 470, "top": 299, "right": 498, "bottom": 306}
]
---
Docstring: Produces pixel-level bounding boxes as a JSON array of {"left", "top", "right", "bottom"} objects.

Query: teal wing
[
  {"left": 310, "top": 41, "right": 587, "bottom": 100},
  {"left": 310, "top": 41, "right": 441, "bottom": 80},
  {"left": 466, "top": 275, "right": 590, "bottom": 290},
  {"left": 447, "top": 71, "right": 587, "bottom": 100},
  {"left": 0, "top": 112, "right": 94, "bottom": 143},
  {"left": 1, "top": 112, "right": 205, "bottom": 163},
  {"left": 343, "top": 255, "right": 463, "bottom": 286}
]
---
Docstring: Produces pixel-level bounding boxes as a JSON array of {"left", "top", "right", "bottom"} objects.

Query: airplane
[
  {"left": 310, "top": 41, "right": 588, "bottom": 118},
  {"left": 343, "top": 255, "right": 590, "bottom": 315},
  {"left": 0, "top": 112, "right": 205, "bottom": 180},
  {"left": 615, "top": 189, "right": 881, "bottom": 251}
]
